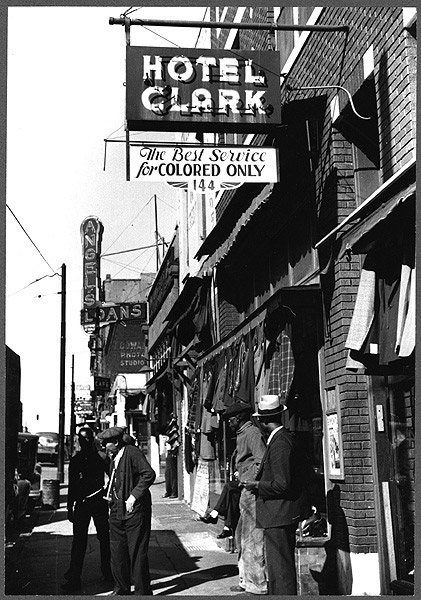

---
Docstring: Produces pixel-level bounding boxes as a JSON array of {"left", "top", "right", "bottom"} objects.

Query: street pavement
[{"left": 5, "top": 464, "right": 245, "bottom": 596}]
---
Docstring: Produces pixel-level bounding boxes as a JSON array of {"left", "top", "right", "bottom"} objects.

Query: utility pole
[
  {"left": 154, "top": 194, "right": 160, "bottom": 271},
  {"left": 57, "top": 263, "right": 66, "bottom": 483},
  {"left": 70, "top": 354, "right": 76, "bottom": 457}
]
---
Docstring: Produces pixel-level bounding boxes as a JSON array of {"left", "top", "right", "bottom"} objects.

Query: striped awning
[
  {"left": 336, "top": 180, "right": 416, "bottom": 257},
  {"left": 199, "top": 182, "right": 275, "bottom": 275}
]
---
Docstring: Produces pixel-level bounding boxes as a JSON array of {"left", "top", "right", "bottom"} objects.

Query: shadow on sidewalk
[
  {"left": 6, "top": 509, "right": 238, "bottom": 596},
  {"left": 152, "top": 563, "right": 239, "bottom": 595}
]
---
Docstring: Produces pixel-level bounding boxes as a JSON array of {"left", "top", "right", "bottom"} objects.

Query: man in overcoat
[
  {"left": 99, "top": 426, "right": 156, "bottom": 595},
  {"left": 243, "top": 395, "right": 308, "bottom": 595}
]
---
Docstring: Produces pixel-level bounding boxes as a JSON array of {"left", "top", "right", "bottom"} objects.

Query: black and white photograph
[{"left": 4, "top": 5, "right": 416, "bottom": 596}]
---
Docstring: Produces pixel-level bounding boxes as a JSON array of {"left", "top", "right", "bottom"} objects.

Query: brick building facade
[{"left": 145, "top": 6, "right": 416, "bottom": 595}]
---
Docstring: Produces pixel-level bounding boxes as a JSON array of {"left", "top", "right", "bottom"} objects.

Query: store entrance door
[
  {"left": 386, "top": 375, "right": 415, "bottom": 593},
  {"left": 373, "top": 373, "right": 415, "bottom": 594}
]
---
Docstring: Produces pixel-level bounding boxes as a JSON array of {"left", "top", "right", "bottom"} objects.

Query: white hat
[{"left": 253, "top": 395, "right": 288, "bottom": 417}]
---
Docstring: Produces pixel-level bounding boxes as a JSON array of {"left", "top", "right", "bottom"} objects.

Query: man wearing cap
[
  {"left": 99, "top": 426, "right": 156, "bottom": 595},
  {"left": 243, "top": 396, "right": 308, "bottom": 595},
  {"left": 61, "top": 426, "right": 112, "bottom": 592},
  {"left": 224, "top": 402, "right": 268, "bottom": 595}
]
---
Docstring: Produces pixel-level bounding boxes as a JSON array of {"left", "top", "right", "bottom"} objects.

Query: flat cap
[
  {"left": 223, "top": 402, "right": 252, "bottom": 419},
  {"left": 97, "top": 426, "right": 124, "bottom": 441},
  {"left": 122, "top": 433, "right": 136, "bottom": 445}
]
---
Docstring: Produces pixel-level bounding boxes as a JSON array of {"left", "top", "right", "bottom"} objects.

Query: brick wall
[
  {"left": 209, "top": 4, "right": 415, "bottom": 559},
  {"left": 287, "top": 7, "right": 415, "bottom": 180},
  {"left": 284, "top": 6, "right": 415, "bottom": 555}
]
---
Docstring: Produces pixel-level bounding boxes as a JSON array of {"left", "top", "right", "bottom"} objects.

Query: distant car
[
  {"left": 35, "top": 432, "right": 59, "bottom": 464},
  {"left": 14, "top": 432, "right": 42, "bottom": 517}
]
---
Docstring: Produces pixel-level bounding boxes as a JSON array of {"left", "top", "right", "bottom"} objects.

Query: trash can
[{"left": 42, "top": 479, "right": 60, "bottom": 510}]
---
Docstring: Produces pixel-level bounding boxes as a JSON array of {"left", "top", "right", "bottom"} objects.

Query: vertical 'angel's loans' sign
[
  {"left": 126, "top": 47, "right": 281, "bottom": 132},
  {"left": 80, "top": 216, "right": 103, "bottom": 315}
]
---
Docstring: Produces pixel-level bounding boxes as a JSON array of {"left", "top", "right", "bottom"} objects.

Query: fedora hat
[{"left": 253, "top": 395, "right": 288, "bottom": 418}]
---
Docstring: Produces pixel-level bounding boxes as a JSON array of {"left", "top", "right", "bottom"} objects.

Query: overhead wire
[
  {"left": 7, "top": 271, "right": 60, "bottom": 297},
  {"left": 113, "top": 246, "right": 151, "bottom": 278},
  {"left": 102, "top": 194, "right": 155, "bottom": 254},
  {"left": 194, "top": 7, "right": 209, "bottom": 48},
  {"left": 101, "top": 258, "right": 145, "bottom": 275},
  {"left": 6, "top": 204, "right": 56, "bottom": 274},
  {"left": 137, "top": 23, "right": 183, "bottom": 48}
]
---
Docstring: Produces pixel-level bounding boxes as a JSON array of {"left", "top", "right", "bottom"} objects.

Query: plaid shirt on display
[{"left": 267, "top": 331, "right": 295, "bottom": 398}]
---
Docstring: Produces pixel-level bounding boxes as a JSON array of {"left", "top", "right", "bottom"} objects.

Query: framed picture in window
[{"left": 324, "top": 386, "right": 344, "bottom": 480}]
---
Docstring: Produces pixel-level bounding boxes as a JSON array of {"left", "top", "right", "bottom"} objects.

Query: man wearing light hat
[
  {"left": 98, "top": 426, "right": 156, "bottom": 595},
  {"left": 223, "top": 402, "right": 268, "bottom": 595},
  {"left": 243, "top": 395, "right": 308, "bottom": 595}
]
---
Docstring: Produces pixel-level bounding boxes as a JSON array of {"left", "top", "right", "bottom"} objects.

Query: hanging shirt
[{"left": 267, "top": 330, "right": 295, "bottom": 399}]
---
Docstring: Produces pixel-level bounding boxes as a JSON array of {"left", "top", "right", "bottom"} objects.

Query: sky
[{"left": 5, "top": 6, "right": 208, "bottom": 433}]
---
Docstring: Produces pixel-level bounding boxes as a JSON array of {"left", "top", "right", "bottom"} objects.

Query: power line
[
  {"left": 194, "top": 7, "right": 209, "bottom": 48},
  {"left": 6, "top": 204, "right": 56, "bottom": 274},
  {"left": 139, "top": 23, "right": 183, "bottom": 48},
  {"left": 101, "top": 241, "right": 167, "bottom": 258},
  {"left": 113, "top": 245, "right": 152, "bottom": 278},
  {"left": 102, "top": 195, "right": 155, "bottom": 254},
  {"left": 101, "top": 257, "right": 145, "bottom": 274},
  {"left": 7, "top": 272, "right": 60, "bottom": 297}
]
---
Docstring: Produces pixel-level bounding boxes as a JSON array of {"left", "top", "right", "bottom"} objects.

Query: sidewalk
[{"left": 5, "top": 468, "right": 243, "bottom": 596}]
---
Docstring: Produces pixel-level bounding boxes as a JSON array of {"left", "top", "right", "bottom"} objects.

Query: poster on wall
[
  {"left": 324, "top": 387, "right": 345, "bottom": 480},
  {"left": 191, "top": 458, "right": 210, "bottom": 517}
]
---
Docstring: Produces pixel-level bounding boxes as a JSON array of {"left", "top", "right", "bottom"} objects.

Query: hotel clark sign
[
  {"left": 80, "top": 216, "right": 103, "bottom": 331},
  {"left": 126, "top": 47, "right": 281, "bottom": 132}
]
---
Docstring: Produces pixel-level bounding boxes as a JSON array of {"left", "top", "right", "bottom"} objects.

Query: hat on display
[
  {"left": 223, "top": 402, "right": 252, "bottom": 419},
  {"left": 252, "top": 395, "right": 288, "bottom": 417},
  {"left": 98, "top": 426, "right": 124, "bottom": 441}
]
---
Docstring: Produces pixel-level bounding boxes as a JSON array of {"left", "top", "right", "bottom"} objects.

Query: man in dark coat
[
  {"left": 243, "top": 396, "right": 308, "bottom": 595},
  {"left": 61, "top": 426, "right": 112, "bottom": 592},
  {"left": 99, "top": 427, "right": 156, "bottom": 596}
]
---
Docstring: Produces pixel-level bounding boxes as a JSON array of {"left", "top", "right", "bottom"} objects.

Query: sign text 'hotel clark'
[
  {"left": 126, "top": 47, "right": 281, "bottom": 132},
  {"left": 130, "top": 145, "right": 279, "bottom": 189}
]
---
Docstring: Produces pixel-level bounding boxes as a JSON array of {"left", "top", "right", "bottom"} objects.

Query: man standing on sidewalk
[
  {"left": 243, "top": 396, "right": 309, "bottom": 595},
  {"left": 224, "top": 402, "right": 268, "bottom": 595},
  {"left": 61, "top": 426, "right": 112, "bottom": 593},
  {"left": 99, "top": 426, "right": 156, "bottom": 595}
]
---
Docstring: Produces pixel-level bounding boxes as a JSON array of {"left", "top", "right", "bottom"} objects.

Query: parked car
[
  {"left": 8, "top": 433, "right": 42, "bottom": 520},
  {"left": 35, "top": 432, "right": 59, "bottom": 465}
]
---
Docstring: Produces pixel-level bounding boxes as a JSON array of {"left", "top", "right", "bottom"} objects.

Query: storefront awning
[
  {"left": 112, "top": 373, "right": 148, "bottom": 395},
  {"left": 336, "top": 180, "right": 416, "bottom": 258},
  {"left": 145, "top": 364, "right": 171, "bottom": 391},
  {"left": 199, "top": 183, "right": 276, "bottom": 275},
  {"left": 315, "top": 157, "right": 415, "bottom": 253},
  {"left": 164, "top": 276, "right": 202, "bottom": 326}
]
